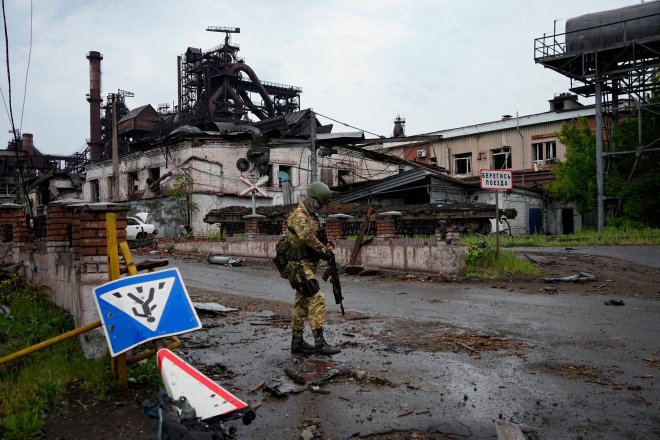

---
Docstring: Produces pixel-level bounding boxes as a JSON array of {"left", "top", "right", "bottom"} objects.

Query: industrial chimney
[
  {"left": 21, "top": 133, "right": 34, "bottom": 155},
  {"left": 86, "top": 51, "right": 103, "bottom": 162},
  {"left": 393, "top": 115, "right": 405, "bottom": 137}
]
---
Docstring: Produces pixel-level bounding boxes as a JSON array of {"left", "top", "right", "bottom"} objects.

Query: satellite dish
[{"left": 236, "top": 158, "right": 250, "bottom": 172}]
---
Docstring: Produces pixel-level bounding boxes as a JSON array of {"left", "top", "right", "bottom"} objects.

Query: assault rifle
[
  {"left": 322, "top": 251, "right": 344, "bottom": 315},
  {"left": 317, "top": 228, "right": 345, "bottom": 315}
]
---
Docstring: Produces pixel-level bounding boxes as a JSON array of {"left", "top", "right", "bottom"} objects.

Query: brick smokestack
[
  {"left": 21, "top": 133, "right": 34, "bottom": 155},
  {"left": 86, "top": 51, "right": 103, "bottom": 162}
]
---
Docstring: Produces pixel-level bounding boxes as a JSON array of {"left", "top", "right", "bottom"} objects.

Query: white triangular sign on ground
[
  {"left": 157, "top": 348, "right": 248, "bottom": 421},
  {"left": 99, "top": 277, "right": 175, "bottom": 331}
]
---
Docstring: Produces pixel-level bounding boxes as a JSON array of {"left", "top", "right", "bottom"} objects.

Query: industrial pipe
[{"left": 0, "top": 321, "right": 101, "bottom": 366}]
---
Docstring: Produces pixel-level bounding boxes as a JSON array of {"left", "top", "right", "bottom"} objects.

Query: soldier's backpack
[{"left": 273, "top": 237, "right": 290, "bottom": 276}]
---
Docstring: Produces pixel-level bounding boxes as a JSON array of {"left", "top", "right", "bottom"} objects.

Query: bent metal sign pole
[{"left": 480, "top": 169, "right": 513, "bottom": 257}]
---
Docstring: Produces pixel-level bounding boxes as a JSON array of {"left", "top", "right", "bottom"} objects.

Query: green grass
[
  {"left": 462, "top": 243, "right": 545, "bottom": 280},
  {"left": 0, "top": 276, "right": 145, "bottom": 440},
  {"left": 465, "top": 226, "right": 660, "bottom": 247}
]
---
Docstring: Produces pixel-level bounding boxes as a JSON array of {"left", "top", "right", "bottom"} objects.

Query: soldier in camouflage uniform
[{"left": 285, "top": 181, "right": 341, "bottom": 355}]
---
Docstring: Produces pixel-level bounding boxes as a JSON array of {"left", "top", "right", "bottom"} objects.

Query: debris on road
[
  {"left": 350, "top": 368, "right": 398, "bottom": 387},
  {"left": 603, "top": 299, "right": 625, "bottom": 306},
  {"left": 495, "top": 420, "right": 527, "bottom": 440},
  {"left": 193, "top": 302, "right": 239, "bottom": 316},
  {"left": 264, "top": 358, "right": 351, "bottom": 396},
  {"left": 207, "top": 253, "right": 244, "bottom": 266},
  {"left": 543, "top": 272, "right": 595, "bottom": 283}
]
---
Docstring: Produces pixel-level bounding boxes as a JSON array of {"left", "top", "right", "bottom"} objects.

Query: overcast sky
[{"left": 0, "top": 0, "right": 639, "bottom": 155}]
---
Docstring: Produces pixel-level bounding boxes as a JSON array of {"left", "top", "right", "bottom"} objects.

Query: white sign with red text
[{"left": 480, "top": 169, "right": 513, "bottom": 190}]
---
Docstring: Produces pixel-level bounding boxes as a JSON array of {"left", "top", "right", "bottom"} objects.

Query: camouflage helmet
[{"left": 307, "top": 181, "right": 332, "bottom": 205}]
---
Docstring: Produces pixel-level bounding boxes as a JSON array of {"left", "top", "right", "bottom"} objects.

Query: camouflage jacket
[{"left": 285, "top": 202, "right": 325, "bottom": 258}]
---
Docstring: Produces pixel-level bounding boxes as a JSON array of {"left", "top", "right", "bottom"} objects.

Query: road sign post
[
  {"left": 239, "top": 174, "right": 269, "bottom": 216},
  {"left": 93, "top": 268, "right": 201, "bottom": 357},
  {"left": 480, "top": 170, "right": 513, "bottom": 258}
]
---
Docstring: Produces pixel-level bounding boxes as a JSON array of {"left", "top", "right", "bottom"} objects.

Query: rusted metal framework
[
  {"left": 178, "top": 27, "right": 302, "bottom": 126},
  {"left": 534, "top": 2, "right": 660, "bottom": 229}
]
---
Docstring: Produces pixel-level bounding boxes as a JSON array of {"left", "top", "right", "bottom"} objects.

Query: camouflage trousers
[{"left": 292, "top": 289, "right": 326, "bottom": 331}]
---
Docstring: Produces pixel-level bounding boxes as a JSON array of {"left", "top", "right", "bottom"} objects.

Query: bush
[{"left": 463, "top": 243, "right": 544, "bottom": 280}]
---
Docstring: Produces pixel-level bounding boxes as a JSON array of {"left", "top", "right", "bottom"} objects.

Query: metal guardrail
[
  {"left": 395, "top": 218, "right": 438, "bottom": 238},
  {"left": 341, "top": 221, "right": 377, "bottom": 237},
  {"left": 258, "top": 220, "right": 282, "bottom": 235}
]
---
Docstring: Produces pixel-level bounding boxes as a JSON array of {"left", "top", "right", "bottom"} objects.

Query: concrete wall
[
  {"left": 173, "top": 215, "right": 467, "bottom": 275},
  {"left": 172, "top": 237, "right": 466, "bottom": 275}
]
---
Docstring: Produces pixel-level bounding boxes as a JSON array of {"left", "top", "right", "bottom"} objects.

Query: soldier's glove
[{"left": 320, "top": 251, "right": 333, "bottom": 261}]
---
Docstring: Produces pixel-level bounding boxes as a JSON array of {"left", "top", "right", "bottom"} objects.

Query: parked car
[{"left": 126, "top": 212, "right": 158, "bottom": 241}]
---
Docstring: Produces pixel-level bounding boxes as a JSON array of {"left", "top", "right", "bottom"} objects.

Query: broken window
[
  {"left": 277, "top": 165, "right": 292, "bottom": 187},
  {"left": 532, "top": 141, "right": 556, "bottom": 166},
  {"left": 106, "top": 177, "right": 114, "bottom": 201},
  {"left": 545, "top": 141, "right": 556, "bottom": 163},
  {"left": 128, "top": 172, "right": 139, "bottom": 194},
  {"left": 491, "top": 147, "right": 512, "bottom": 169},
  {"left": 532, "top": 143, "right": 544, "bottom": 165},
  {"left": 453, "top": 153, "right": 472, "bottom": 174},
  {"left": 148, "top": 168, "right": 161, "bottom": 192},
  {"left": 90, "top": 180, "right": 100, "bottom": 202},
  {"left": 338, "top": 169, "right": 352, "bottom": 185}
]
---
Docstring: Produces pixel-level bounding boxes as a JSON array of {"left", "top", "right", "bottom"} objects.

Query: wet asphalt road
[
  {"left": 157, "top": 255, "right": 659, "bottom": 439},
  {"left": 509, "top": 246, "right": 660, "bottom": 269}
]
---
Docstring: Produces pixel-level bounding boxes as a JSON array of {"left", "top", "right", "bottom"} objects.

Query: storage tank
[{"left": 565, "top": 2, "right": 660, "bottom": 53}]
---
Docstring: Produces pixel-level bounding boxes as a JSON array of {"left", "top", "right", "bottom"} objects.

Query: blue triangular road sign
[{"left": 94, "top": 268, "right": 201, "bottom": 356}]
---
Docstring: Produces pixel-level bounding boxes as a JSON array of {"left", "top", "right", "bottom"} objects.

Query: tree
[
  {"left": 548, "top": 118, "right": 598, "bottom": 215},
  {"left": 167, "top": 172, "right": 198, "bottom": 229},
  {"left": 549, "top": 104, "right": 660, "bottom": 227}
]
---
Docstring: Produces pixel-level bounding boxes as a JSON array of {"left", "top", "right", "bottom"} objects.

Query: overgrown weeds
[
  {"left": 0, "top": 276, "right": 151, "bottom": 439},
  {"left": 462, "top": 242, "right": 544, "bottom": 280},
  {"left": 466, "top": 226, "right": 660, "bottom": 247}
]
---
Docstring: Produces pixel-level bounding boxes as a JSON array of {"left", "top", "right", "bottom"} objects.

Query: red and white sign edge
[
  {"left": 157, "top": 348, "right": 247, "bottom": 421},
  {"left": 479, "top": 169, "right": 513, "bottom": 190}
]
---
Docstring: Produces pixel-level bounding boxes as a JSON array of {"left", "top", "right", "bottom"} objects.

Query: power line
[
  {"left": 314, "top": 111, "right": 386, "bottom": 139},
  {"left": 19, "top": 0, "right": 32, "bottom": 132},
  {"left": 2, "top": 0, "right": 33, "bottom": 216}
]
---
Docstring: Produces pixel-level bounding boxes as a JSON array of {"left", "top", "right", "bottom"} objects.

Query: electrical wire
[
  {"left": 18, "top": 0, "right": 31, "bottom": 132},
  {"left": 314, "top": 111, "right": 386, "bottom": 139},
  {"left": 2, "top": 0, "right": 33, "bottom": 216}
]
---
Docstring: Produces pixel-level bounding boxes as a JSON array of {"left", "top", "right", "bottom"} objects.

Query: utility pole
[
  {"left": 594, "top": 82, "right": 605, "bottom": 231},
  {"left": 309, "top": 110, "right": 317, "bottom": 183}
]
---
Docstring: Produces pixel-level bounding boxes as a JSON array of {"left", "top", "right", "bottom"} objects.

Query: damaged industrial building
[{"left": 4, "top": 3, "right": 658, "bottom": 239}]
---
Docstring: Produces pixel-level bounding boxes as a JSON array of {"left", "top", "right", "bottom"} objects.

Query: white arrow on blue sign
[{"left": 93, "top": 267, "right": 201, "bottom": 357}]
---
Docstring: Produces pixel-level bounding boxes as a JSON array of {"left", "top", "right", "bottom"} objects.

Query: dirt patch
[
  {"left": 374, "top": 319, "right": 525, "bottom": 356},
  {"left": 507, "top": 251, "right": 660, "bottom": 300},
  {"left": 356, "top": 430, "right": 454, "bottom": 439},
  {"left": 41, "top": 382, "right": 158, "bottom": 440}
]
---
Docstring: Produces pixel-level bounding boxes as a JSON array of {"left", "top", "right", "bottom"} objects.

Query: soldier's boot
[
  {"left": 291, "top": 329, "right": 315, "bottom": 354},
  {"left": 312, "top": 328, "right": 341, "bottom": 355}
]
